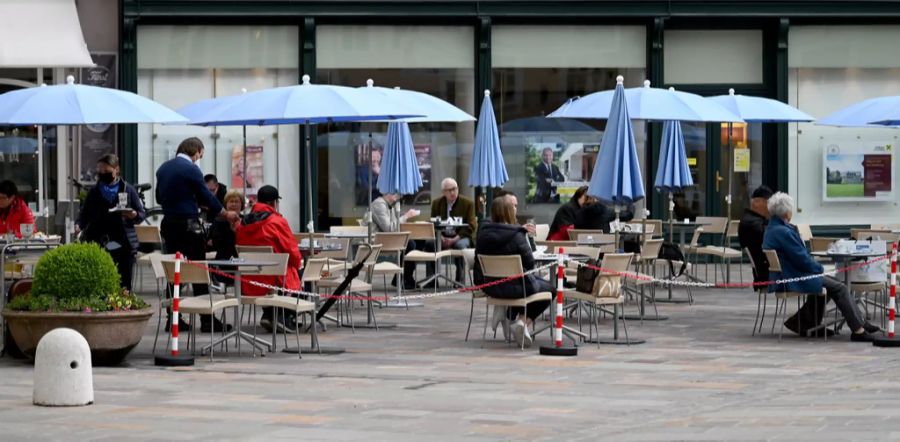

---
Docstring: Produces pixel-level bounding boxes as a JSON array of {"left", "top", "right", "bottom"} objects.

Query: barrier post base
[
  {"left": 154, "top": 355, "right": 195, "bottom": 367},
  {"left": 873, "top": 336, "right": 900, "bottom": 347},
  {"left": 539, "top": 345, "right": 577, "bottom": 356}
]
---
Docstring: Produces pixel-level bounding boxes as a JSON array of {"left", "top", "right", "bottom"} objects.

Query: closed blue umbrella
[
  {"left": 654, "top": 121, "right": 693, "bottom": 241},
  {"left": 0, "top": 76, "right": 187, "bottom": 125},
  {"left": 588, "top": 76, "right": 644, "bottom": 238},
  {"left": 469, "top": 90, "right": 509, "bottom": 216},
  {"left": 818, "top": 95, "right": 900, "bottom": 127},
  {"left": 549, "top": 80, "right": 742, "bottom": 123},
  {"left": 377, "top": 121, "right": 422, "bottom": 195}
]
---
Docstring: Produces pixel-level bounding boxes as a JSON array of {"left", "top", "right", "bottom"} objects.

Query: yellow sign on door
[{"left": 734, "top": 149, "right": 750, "bottom": 173}]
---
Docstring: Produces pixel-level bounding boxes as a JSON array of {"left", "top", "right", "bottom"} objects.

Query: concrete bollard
[{"left": 33, "top": 328, "right": 93, "bottom": 407}]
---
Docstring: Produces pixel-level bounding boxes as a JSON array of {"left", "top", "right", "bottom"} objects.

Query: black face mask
[{"left": 97, "top": 172, "right": 115, "bottom": 184}]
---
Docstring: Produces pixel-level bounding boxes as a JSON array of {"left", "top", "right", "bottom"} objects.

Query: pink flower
[{"left": 83, "top": 307, "right": 92, "bottom": 313}]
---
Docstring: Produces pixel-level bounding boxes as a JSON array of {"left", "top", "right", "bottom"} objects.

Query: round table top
[
  {"left": 533, "top": 253, "right": 591, "bottom": 262},
  {"left": 325, "top": 232, "right": 370, "bottom": 239},
  {"left": 810, "top": 250, "right": 886, "bottom": 259},
  {"left": 205, "top": 258, "right": 281, "bottom": 268}
]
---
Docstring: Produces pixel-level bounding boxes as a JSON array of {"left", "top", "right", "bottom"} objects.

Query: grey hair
[
  {"left": 441, "top": 177, "right": 458, "bottom": 190},
  {"left": 767, "top": 192, "right": 794, "bottom": 219}
]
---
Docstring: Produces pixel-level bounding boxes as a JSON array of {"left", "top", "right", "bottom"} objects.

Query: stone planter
[{"left": 2, "top": 308, "right": 153, "bottom": 366}]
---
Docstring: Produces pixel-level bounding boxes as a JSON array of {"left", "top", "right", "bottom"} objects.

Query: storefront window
[
  {"left": 789, "top": 26, "right": 900, "bottom": 226},
  {"left": 491, "top": 25, "right": 646, "bottom": 224},
  {"left": 316, "top": 25, "right": 475, "bottom": 228},
  {"left": 136, "top": 26, "right": 300, "bottom": 228}
]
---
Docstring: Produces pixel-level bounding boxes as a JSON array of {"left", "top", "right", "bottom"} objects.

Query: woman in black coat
[
  {"left": 474, "top": 193, "right": 553, "bottom": 347},
  {"left": 76, "top": 154, "right": 146, "bottom": 291},
  {"left": 547, "top": 185, "right": 589, "bottom": 240}
]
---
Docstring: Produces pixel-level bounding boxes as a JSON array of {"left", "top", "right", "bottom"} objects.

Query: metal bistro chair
[
  {"left": 401, "top": 222, "right": 451, "bottom": 293},
  {"left": 161, "top": 259, "right": 239, "bottom": 361},
  {"left": 744, "top": 247, "right": 769, "bottom": 336},
  {"left": 150, "top": 253, "right": 176, "bottom": 354},
  {"left": 477, "top": 254, "right": 553, "bottom": 350},
  {"left": 371, "top": 232, "right": 411, "bottom": 306},
  {"left": 318, "top": 244, "right": 382, "bottom": 330},
  {"left": 134, "top": 224, "right": 163, "bottom": 291},
  {"left": 563, "top": 253, "right": 633, "bottom": 346},
  {"left": 235, "top": 252, "right": 289, "bottom": 356},
  {"left": 763, "top": 249, "right": 828, "bottom": 342}
]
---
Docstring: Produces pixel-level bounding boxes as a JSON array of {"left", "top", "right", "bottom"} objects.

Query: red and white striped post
[
  {"left": 890, "top": 242, "right": 897, "bottom": 338},
  {"left": 171, "top": 251, "right": 182, "bottom": 355},
  {"left": 155, "top": 251, "right": 194, "bottom": 366},
  {"left": 555, "top": 248, "right": 565, "bottom": 348},
  {"left": 540, "top": 247, "right": 578, "bottom": 356}
]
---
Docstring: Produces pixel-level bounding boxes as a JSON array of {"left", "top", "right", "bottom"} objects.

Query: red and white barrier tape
[
  {"left": 890, "top": 242, "right": 897, "bottom": 337},
  {"left": 555, "top": 249, "right": 565, "bottom": 348}
]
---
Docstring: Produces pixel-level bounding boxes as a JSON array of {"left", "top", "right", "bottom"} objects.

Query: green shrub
[{"left": 31, "top": 242, "right": 120, "bottom": 302}]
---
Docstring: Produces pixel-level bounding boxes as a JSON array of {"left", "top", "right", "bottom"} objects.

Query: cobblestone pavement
[{"left": 2, "top": 265, "right": 900, "bottom": 441}]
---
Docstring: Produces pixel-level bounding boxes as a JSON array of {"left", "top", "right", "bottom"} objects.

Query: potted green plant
[{"left": 2, "top": 242, "right": 153, "bottom": 365}]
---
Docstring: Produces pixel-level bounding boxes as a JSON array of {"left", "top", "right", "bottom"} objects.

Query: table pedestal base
[
  {"left": 873, "top": 336, "right": 900, "bottom": 347},
  {"left": 583, "top": 337, "right": 646, "bottom": 345},
  {"left": 154, "top": 354, "right": 194, "bottom": 366},
  {"left": 621, "top": 314, "right": 669, "bottom": 321},
  {"left": 282, "top": 346, "right": 346, "bottom": 355},
  {"left": 339, "top": 322, "right": 397, "bottom": 329},
  {"left": 539, "top": 345, "right": 577, "bottom": 356}
]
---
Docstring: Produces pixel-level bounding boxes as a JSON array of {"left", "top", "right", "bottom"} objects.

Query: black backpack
[{"left": 657, "top": 242, "right": 688, "bottom": 278}]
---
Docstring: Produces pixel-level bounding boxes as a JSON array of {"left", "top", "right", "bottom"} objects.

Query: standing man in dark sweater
[{"left": 156, "top": 137, "right": 240, "bottom": 332}]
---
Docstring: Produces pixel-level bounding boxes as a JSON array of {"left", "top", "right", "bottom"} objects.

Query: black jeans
[
  {"left": 161, "top": 216, "right": 212, "bottom": 324},
  {"left": 108, "top": 247, "right": 135, "bottom": 292},
  {"left": 786, "top": 276, "right": 865, "bottom": 334}
]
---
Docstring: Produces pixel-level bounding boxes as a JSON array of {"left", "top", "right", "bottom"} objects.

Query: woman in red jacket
[
  {"left": 235, "top": 185, "right": 302, "bottom": 332},
  {"left": 0, "top": 180, "right": 35, "bottom": 238}
]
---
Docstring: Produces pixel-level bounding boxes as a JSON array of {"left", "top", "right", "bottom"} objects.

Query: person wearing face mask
[
  {"left": 0, "top": 180, "right": 35, "bottom": 238},
  {"left": 156, "top": 137, "right": 241, "bottom": 333},
  {"left": 76, "top": 154, "right": 145, "bottom": 291}
]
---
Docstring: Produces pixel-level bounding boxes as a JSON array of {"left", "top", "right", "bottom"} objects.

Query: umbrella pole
[
  {"left": 668, "top": 191, "right": 675, "bottom": 244},
  {"left": 304, "top": 123, "right": 315, "bottom": 258},
  {"left": 614, "top": 205, "right": 621, "bottom": 252},
  {"left": 242, "top": 125, "right": 248, "bottom": 204},
  {"left": 367, "top": 132, "right": 374, "bottom": 245}
]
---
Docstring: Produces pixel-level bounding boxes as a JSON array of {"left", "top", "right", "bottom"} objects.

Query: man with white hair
[
  {"left": 762, "top": 192, "right": 879, "bottom": 341},
  {"left": 428, "top": 177, "right": 477, "bottom": 285}
]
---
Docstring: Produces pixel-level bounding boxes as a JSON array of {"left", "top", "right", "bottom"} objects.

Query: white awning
[{"left": 0, "top": 0, "right": 94, "bottom": 68}]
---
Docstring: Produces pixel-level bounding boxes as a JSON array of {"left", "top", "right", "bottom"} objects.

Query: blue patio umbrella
[
  {"left": 0, "top": 75, "right": 189, "bottom": 242},
  {"left": 588, "top": 76, "right": 644, "bottom": 238},
  {"left": 181, "top": 75, "right": 423, "bottom": 232},
  {"left": 499, "top": 115, "right": 598, "bottom": 133},
  {"left": 654, "top": 121, "right": 693, "bottom": 241},
  {"left": 469, "top": 90, "right": 509, "bottom": 186},
  {"left": 817, "top": 95, "right": 900, "bottom": 127},
  {"left": 709, "top": 88, "right": 814, "bottom": 218},
  {"left": 0, "top": 76, "right": 187, "bottom": 125},
  {"left": 358, "top": 80, "right": 475, "bottom": 124},
  {"left": 377, "top": 121, "right": 422, "bottom": 195},
  {"left": 549, "top": 80, "right": 742, "bottom": 123},
  {"left": 0, "top": 136, "right": 38, "bottom": 155}
]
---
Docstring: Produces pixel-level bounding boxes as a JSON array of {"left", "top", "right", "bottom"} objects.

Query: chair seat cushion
[
  {"left": 563, "top": 290, "right": 625, "bottom": 305},
  {"left": 697, "top": 246, "right": 742, "bottom": 258},
  {"left": 252, "top": 295, "right": 315, "bottom": 312},
  {"left": 371, "top": 261, "right": 402, "bottom": 275},
  {"left": 405, "top": 250, "right": 451, "bottom": 261},
  {"left": 179, "top": 295, "right": 239, "bottom": 314},
  {"left": 318, "top": 278, "right": 372, "bottom": 292}
]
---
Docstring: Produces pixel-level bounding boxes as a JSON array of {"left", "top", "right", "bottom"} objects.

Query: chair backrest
[
  {"left": 726, "top": 220, "right": 740, "bottom": 238},
  {"left": 237, "top": 252, "right": 290, "bottom": 277},
  {"left": 743, "top": 247, "right": 768, "bottom": 292},
  {"left": 696, "top": 216, "right": 727, "bottom": 234},
  {"left": 640, "top": 239, "right": 663, "bottom": 259},
  {"left": 554, "top": 246, "right": 601, "bottom": 260},
  {"left": 795, "top": 223, "right": 813, "bottom": 242},
  {"left": 400, "top": 222, "right": 435, "bottom": 241},
  {"left": 355, "top": 244, "right": 382, "bottom": 266},
  {"left": 645, "top": 219, "right": 663, "bottom": 238},
  {"left": 592, "top": 253, "right": 633, "bottom": 296},
  {"left": 318, "top": 237, "right": 351, "bottom": 260},
  {"left": 852, "top": 229, "right": 899, "bottom": 242},
  {"left": 601, "top": 252, "right": 633, "bottom": 273},
  {"left": 872, "top": 223, "right": 900, "bottom": 231},
  {"left": 689, "top": 228, "right": 704, "bottom": 247},
  {"left": 162, "top": 259, "right": 211, "bottom": 285},
  {"left": 535, "top": 224, "right": 550, "bottom": 242},
  {"left": 301, "top": 258, "right": 328, "bottom": 283},
  {"left": 763, "top": 249, "right": 782, "bottom": 273},
  {"left": 809, "top": 237, "right": 838, "bottom": 253},
  {"left": 149, "top": 253, "right": 177, "bottom": 280},
  {"left": 135, "top": 225, "right": 162, "bottom": 244},
  {"left": 478, "top": 254, "right": 524, "bottom": 278},
  {"left": 568, "top": 229, "right": 606, "bottom": 241},
  {"left": 373, "top": 232, "right": 410, "bottom": 253},
  {"left": 330, "top": 225, "right": 367, "bottom": 235},
  {"left": 236, "top": 245, "right": 274, "bottom": 255}
]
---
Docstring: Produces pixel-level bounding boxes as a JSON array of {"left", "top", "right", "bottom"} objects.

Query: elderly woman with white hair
[{"left": 762, "top": 192, "right": 879, "bottom": 341}]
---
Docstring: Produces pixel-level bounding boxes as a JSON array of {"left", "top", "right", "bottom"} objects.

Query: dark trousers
[
  {"left": 109, "top": 247, "right": 135, "bottom": 292},
  {"left": 421, "top": 237, "right": 470, "bottom": 283},
  {"left": 161, "top": 216, "right": 212, "bottom": 324},
  {"left": 785, "top": 276, "right": 865, "bottom": 334},
  {"left": 492, "top": 276, "right": 553, "bottom": 322}
]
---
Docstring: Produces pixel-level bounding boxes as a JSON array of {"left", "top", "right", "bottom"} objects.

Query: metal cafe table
[
  {"left": 531, "top": 252, "right": 591, "bottom": 345},
  {"left": 202, "top": 258, "right": 281, "bottom": 356},
  {"left": 1, "top": 237, "right": 60, "bottom": 354}
]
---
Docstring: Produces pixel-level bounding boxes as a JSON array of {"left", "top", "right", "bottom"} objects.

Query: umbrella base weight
[
  {"left": 339, "top": 322, "right": 397, "bottom": 329},
  {"left": 539, "top": 345, "right": 578, "bottom": 356},
  {"left": 155, "top": 354, "right": 194, "bottom": 367},
  {"left": 621, "top": 314, "right": 668, "bottom": 321},
  {"left": 282, "top": 346, "right": 346, "bottom": 355},
  {"left": 873, "top": 336, "right": 900, "bottom": 347},
  {"left": 583, "top": 337, "right": 646, "bottom": 345}
]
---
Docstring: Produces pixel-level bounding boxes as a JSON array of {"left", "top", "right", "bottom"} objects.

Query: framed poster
[{"left": 823, "top": 141, "right": 894, "bottom": 202}]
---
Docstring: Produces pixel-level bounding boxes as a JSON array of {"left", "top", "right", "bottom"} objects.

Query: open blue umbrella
[
  {"left": 377, "top": 121, "right": 422, "bottom": 195},
  {"left": 0, "top": 76, "right": 187, "bottom": 125},
  {"left": 589, "top": 76, "right": 644, "bottom": 238},
  {"left": 359, "top": 80, "right": 475, "bottom": 124},
  {"left": 469, "top": 90, "right": 509, "bottom": 216},
  {"left": 549, "top": 80, "right": 742, "bottom": 123},
  {"left": 709, "top": 88, "right": 814, "bottom": 219},
  {"left": 654, "top": 121, "right": 693, "bottom": 241},
  {"left": 181, "top": 75, "right": 423, "bottom": 232},
  {"left": 818, "top": 95, "right": 900, "bottom": 127}
]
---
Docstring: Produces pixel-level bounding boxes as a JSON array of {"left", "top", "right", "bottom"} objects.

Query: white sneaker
[
  {"left": 521, "top": 325, "right": 533, "bottom": 348},
  {"left": 510, "top": 320, "right": 526, "bottom": 347}
]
